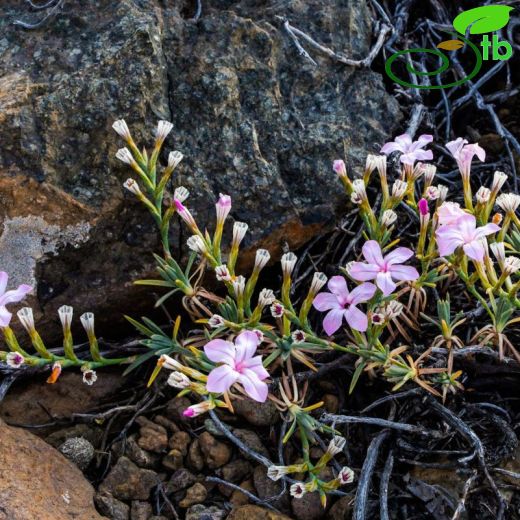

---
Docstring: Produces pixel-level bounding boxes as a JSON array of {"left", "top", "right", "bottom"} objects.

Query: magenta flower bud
[
  {"left": 333, "top": 160, "right": 346, "bottom": 177},
  {"left": 418, "top": 198, "right": 429, "bottom": 216},
  {"left": 216, "top": 193, "right": 232, "bottom": 226}
]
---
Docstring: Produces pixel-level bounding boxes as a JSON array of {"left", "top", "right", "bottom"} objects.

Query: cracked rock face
[{"left": 0, "top": 0, "right": 400, "bottom": 338}]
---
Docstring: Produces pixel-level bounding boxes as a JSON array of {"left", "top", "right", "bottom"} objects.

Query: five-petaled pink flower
[
  {"left": 0, "top": 272, "right": 32, "bottom": 328},
  {"left": 313, "top": 277, "right": 376, "bottom": 335},
  {"left": 349, "top": 241, "right": 420, "bottom": 296},
  {"left": 380, "top": 134, "right": 433, "bottom": 166},
  {"left": 446, "top": 138, "right": 485, "bottom": 179},
  {"left": 204, "top": 331, "right": 269, "bottom": 402},
  {"left": 435, "top": 214, "right": 499, "bottom": 262}
]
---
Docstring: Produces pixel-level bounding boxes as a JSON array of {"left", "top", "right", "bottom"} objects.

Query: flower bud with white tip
[
  {"left": 155, "top": 120, "right": 173, "bottom": 144},
  {"left": 187, "top": 235, "right": 207, "bottom": 255},
  {"left": 168, "top": 151, "right": 183, "bottom": 170},
  {"left": 167, "top": 371, "right": 191, "bottom": 389},
  {"left": 123, "top": 178, "right": 142, "bottom": 197},
  {"left": 174, "top": 186, "right": 189, "bottom": 203},
  {"left": 17, "top": 307, "right": 35, "bottom": 334},
  {"left": 208, "top": 314, "right": 225, "bottom": 329},
  {"left": 381, "top": 210, "right": 397, "bottom": 227},
  {"left": 112, "top": 119, "right": 132, "bottom": 141}
]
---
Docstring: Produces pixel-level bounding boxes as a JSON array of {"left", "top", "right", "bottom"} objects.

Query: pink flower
[
  {"left": 418, "top": 198, "right": 429, "bottom": 216},
  {"left": 312, "top": 276, "right": 376, "bottom": 335},
  {"left": 446, "top": 138, "right": 485, "bottom": 179},
  {"left": 380, "top": 134, "right": 433, "bottom": 166},
  {"left": 349, "top": 241, "right": 419, "bottom": 296},
  {"left": 437, "top": 202, "right": 466, "bottom": 226},
  {"left": 333, "top": 160, "right": 346, "bottom": 177},
  {"left": 204, "top": 331, "right": 269, "bottom": 402},
  {"left": 216, "top": 193, "right": 232, "bottom": 225},
  {"left": 0, "top": 272, "right": 32, "bottom": 328},
  {"left": 435, "top": 214, "right": 499, "bottom": 262}
]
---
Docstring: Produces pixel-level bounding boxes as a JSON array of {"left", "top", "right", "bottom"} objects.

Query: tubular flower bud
[
  {"left": 492, "top": 171, "right": 508, "bottom": 193},
  {"left": 333, "top": 159, "right": 347, "bottom": 178},
  {"left": 47, "top": 361, "right": 62, "bottom": 384},
  {"left": 418, "top": 198, "right": 429, "bottom": 216},
  {"left": 174, "top": 186, "right": 189, "bottom": 203},
  {"left": 310, "top": 272, "right": 327, "bottom": 294},
  {"left": 116, "top": 147, "right": 135, "bottom": 166},
  {"left": 123, "top": 178, "right": 142, "bottom": 196},
  {"left": 6, "top": 351, "right": 24, "bottom": 368},
  {"left": 490, "top": 242, "right": 506, "bottom": 265},
  {"left": 423, "top": 164, "right": 437, "bottom": 186},
  {"left": 475, "top": 186, "right": 490, "bottom": 204},
  {"left": 258, "top": 288, "right": 275, "bottom": 308},
  {"left": 352, "top": 179, "right": 367, "bottom": 201},
  {"left": 496, "top": 193, "right": 520, "bottom": 214},
  {"left": 503, "top": 256, "right": 520, "bottom": 275},
  {"left": 112, "top": 119, "right": 132, "bottom": 141},
  {"left": 391, "top": 180, "right": 407, "bottom": 200},
  {"left": 270, "top": 302, "right": 285, "bottom": 318},
  {"left": 215, "top": 194, "right": 232, "bottom": 226},
  {"left": 327, "top": 436, "right": 346, "bottom": 456},
  {"left": 254, "top": 249, "right": 271, "bottom": 271},
  {"left": 187, "top": 235, "right": 207, "bottom": 254},
  {"left": 426, "top": 186, "right": 439, "bottom": 201},
  {"left": 338, "top": 466, "right": 355, "bottom": 485},
  {"left": 232, "top": 222, "right": 248, "bottom": 247},
  {"left": 267, "top": 465, "right": 291, "bottom": 481},
  {"left": 155, "top": 120, "right": 173, "bottom": 143},
  {"left": 215, "top": 265, "right": 232, "bottom": 282},
  {"left": 437, "top": 185, "right": 449, "bottom": 202},
  {"left": 167, "top": 371, "right": 191, "bottom": 389},
  {"left": 291, "top": 330, "right": 306, "bottom": 343},
  {"left": 183, "top": 401, "right": 216, "bottom": 418},
  {"left": 80, "top": 312, "right": 95, "bottom": 338},
  {"left": 17, "top": 307, "right": 35, "bottom": 334},
  {"left": 168, "top": 151, "right": 183, "bottom": 169},
  {"left": 281, "top": 253, "right": 297, "bottom": 278},
  {"left": 174, "top": 199, "right": 198, "bottom": 230},
  {"left": 290, "top": 483, "right": 306, "bottom": 499},
  {"left": 58, "top": 305, "right": 73, "bottom": 333},
  {"left": 232, "top": 275, "right": 246, "bottom": 297},
  {"left": 381, "top": 210, "right": 397, "bottom": 227},
  {"left": 208, "top": 315, "right": 225, "bottom": 328},
  {"left": 82, "top": 369, "right": 98, "bottom": 386}
]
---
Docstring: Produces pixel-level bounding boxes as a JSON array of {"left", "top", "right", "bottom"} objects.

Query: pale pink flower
[
  {"left": 333, "top": 160, "right": 347, "bottom": 177},
  {"left": 446, "top": 138, "right": 486, "bottom": 179},
  {"left": 435, "top": 214, "right": 499, "bottom": 262},
  {"left": 216, "top": 194, "right": 232, "bottom": 225},
  {"left": 380, "top": 134, "right": 433, "bottom": 166},
  {"left": 349, "top": 241, "right": 419, "bottom": 296},
  {"left": 0, "top": 272, "right": 32, "bottom": 328},
  {"left": 436, "top": 202, "right": 466, "bottom": 226},
  {"left": 313, "top": 276, "right": 376, "bottom": 335},
  {"left": 204, "top": 331, "right": 269, "bottom": 402}
]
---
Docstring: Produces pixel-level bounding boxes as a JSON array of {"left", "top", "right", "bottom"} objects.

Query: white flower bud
[
  {"left": 381, "top": 210, "right": 397, "bottom": 227},
  {"left": 187, "top": 235, "right": 207, "bottom": 254},
  {"left": 112, "top": 119, "right": 132, "bottom": 140},
  {"left": 281, "top": 253, "right": 297, "bottom": 277},
  {"left": 174, "top": 186, "right": 189, "bottom": 203},
  {"left": 258, "top": 289, "right": 275, "bottom": 308},
  {"left": 475, "top": 186, "right": 490, "bottom": 204},
  {"left": 254, "top": 249, "right": 271, "bottom": 271},
  {"left": 168, "top": 151, "right": 183, "bottom": 169}
]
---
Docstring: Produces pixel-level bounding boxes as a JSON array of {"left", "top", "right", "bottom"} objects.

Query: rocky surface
[
  {"left": 0, "top": 418, "right": 103, "bottom": 520},
  {"left": 0, "top": 0, "right": 400, "bottom": 337}
]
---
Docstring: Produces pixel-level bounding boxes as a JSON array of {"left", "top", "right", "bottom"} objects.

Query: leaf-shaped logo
[
  {"left": 453, "top": 5, "right": 513, "bottom": 35},
  {"left": 437, "top": 39, "right": 464, "bottom": 51}
]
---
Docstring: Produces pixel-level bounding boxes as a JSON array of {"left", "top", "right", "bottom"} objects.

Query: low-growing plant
[{"left": 2, "top": 120, "right": 520, "bottom": 504}]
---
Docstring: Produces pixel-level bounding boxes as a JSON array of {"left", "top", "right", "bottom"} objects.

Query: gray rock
[
  {"left": 131, "top": 500, "right": 153, "bottom": 520},
  {"left": 233, "top": 399, "right": 280, "bottom": 427},
  {"left": 99, "top": 456, "right": 158, "bottom": 501},
  {"left": 166, "top": 468, "right": 197, "bottom": 494},
  {"left": 58, "top": 436, "right": 95, "bottom": 471},
  {"left": 185, "top": 504, "right": 226, "bottom": 520},
  {"left": 0, "top": 0, "right": 400, "bottom": 336},
  {"left": 94, "top": 491, "right": 130, "bottom": 520}
]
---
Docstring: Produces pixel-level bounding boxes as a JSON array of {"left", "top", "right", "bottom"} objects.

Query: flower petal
[
  {"left": 389, "top": 264, "right": 419, "bottom": 281},
  {"left": 362, "top": 241, "right": 384, "bottom": 266},
  {"left": 239, "top": 370, "right": 269, "bottom": 402},
  {"left": 436, "top": 227, "right": 463, "bottom": 256},
  {"left": 463, "top": 240, "right": 485, "bottom": 262},
  {"left": 0, "top": 284, "right": 32, "bottom": 306},
  {"left": 446, "top": 138, "right": 466, "bottom": 159},
  {"left": 411, "top": 134, "right": 433, "bottom": 150},
  {"left": 348, "top": 282, "right": 377, "bottom": 305},
  {"left": 206, "top": 364, "right": 239, "bottom": 393},
  {"left": 234, "top": 330, "right": 259, "bottom": 363},
  {"left": 384, "top": 247, "right": 414, "bottom": 265},
  {"left": 327, "top": 276, "right": 349, "bottom": 299},
  {"left": 204, "top": 339, "right": 236, "bottom": 365},
  {"left": 313, "top": 292, "right": 340, "bottom": 312},
  {"left": 344, "top": 305, "right": 368, "bottom": 332},
  {"left": 376, "top": 272, "right": 396, "bottom": 296},
  {"left": 243, "top": 355, "right": 269, "bottom": 380},
  {"left": 0, "top": 306, "right": 12, "bottom": 328},
  {"left": 0, "top": 272, "right": 8, "bottom": 296},
  {"left": 323, "top": 309, "right": 346, "bottom": 336},
  {"left": 475, "top": 223, "right": 500, "bottom": 238},
  {"left": 381, "top": 142, "right": 403, "bottom": 154},
  {"left": 411, "top": 149, "right": 433, "bottom": 161},
  {"left": 349, "top": 262, "right": 380, "bottom": 281},
  {"left": 394, "top": 134, "right": 412, "bottom": 149}
]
